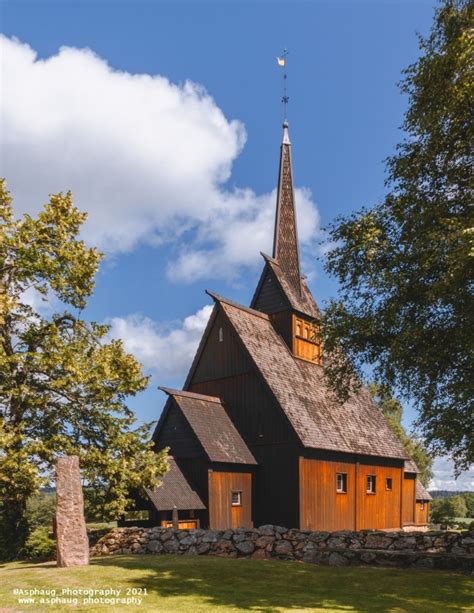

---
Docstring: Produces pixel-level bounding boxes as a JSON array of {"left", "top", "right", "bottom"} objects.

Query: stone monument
[{"left": 55, "top": 455, "right": 89, "bottom": 567}]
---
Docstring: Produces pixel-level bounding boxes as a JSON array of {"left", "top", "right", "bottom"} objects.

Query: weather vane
[{"left": 277, "top": 49, "right": 289, "bottom": 121}]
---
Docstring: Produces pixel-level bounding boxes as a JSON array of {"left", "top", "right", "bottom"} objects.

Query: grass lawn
[{"left": 0, "top": 555, "right": 472, "bottom": 612}]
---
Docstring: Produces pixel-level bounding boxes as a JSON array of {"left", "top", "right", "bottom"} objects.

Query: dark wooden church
[{"left": 147, "top": 122, "right": 431, "bottom": 531}]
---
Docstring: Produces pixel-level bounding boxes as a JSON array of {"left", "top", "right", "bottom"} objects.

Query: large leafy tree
[
  {"left": 323, "top": 0, "right": 473, "bottom": 472},
  {"left": 369, "top": 384, "right": 433, "bottom": 487},
  {"left": 0, "top": 180, "right": 167, "bottom": 558}
]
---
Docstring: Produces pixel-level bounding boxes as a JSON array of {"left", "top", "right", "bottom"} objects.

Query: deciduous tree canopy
[
  {"left": 0, "top": 180, "right": 167, "bottom": 558},
  {"left": 323, "top": 0, "right": 473, "bottom": 472},
  {"left": 369, "top": 384, "right": 433, "bottom": 487}
]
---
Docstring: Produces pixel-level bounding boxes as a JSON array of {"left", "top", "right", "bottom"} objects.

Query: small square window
[
  {"left": 231, "top": 491, "right": 242, "bottom": 506},
  {"left": 386, "top": 478, "right": 393, "bottom": 491},
  {"left": 336, "top": 473, "right": 347, "bottom": 493},
  {"left": 366, "top": 475, "right": 376, "bottom": 494}
]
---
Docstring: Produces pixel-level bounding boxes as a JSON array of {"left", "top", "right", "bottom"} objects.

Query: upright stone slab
[{"left": 56, "top": 455, "right": 89, "bottom": 567}]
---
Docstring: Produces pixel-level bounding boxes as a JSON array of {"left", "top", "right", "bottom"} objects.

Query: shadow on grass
[{"left": 93, "top": 554, "right": 474, "bottom": 612}]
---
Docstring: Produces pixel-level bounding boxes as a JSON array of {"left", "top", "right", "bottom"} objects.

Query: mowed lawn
[{"left": 0, "top": 555, "right": 473, "bottom": 613}]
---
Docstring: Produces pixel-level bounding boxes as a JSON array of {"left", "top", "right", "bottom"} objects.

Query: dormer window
[{"left": 293, "top": 316, "right": 322, "bottom": 364}]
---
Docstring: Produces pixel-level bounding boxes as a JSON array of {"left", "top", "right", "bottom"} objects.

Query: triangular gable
[
  {"left": 251, "top": 255, "right": 320, "bottom": 320},
  {"left": 212, "top": 295, "right": 408, "bottom": 460}
]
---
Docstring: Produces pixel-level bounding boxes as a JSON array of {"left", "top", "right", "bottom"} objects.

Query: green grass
[{"left": 0, "top": 555, "right": 472, "bottom": 612}]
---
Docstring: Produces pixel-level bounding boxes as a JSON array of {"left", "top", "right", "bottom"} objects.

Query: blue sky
[{"left": 1, "top": 0, "right": 472, "bottom": 489}]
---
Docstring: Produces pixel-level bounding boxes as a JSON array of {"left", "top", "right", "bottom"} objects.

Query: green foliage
[
  {"left": 26, "top": 492, "right": 56, "bottom": 531},
  {"left": 431, "top": 495, "right": 468, "bottom": 523},
  {"left": 369, "top": 384, "right": 433, "bottom": 486},
  {"left": 322, "top": 1, "right": 474, "bottom": 473},
  {"left": 23, "top": 526, "right": 56, "bottom": 561},
  {"left": 0, "top": 179, "right": 168, "bottom": 558},
  {"left": 463, "top": 492, "right": 474, "bottom": 517}
]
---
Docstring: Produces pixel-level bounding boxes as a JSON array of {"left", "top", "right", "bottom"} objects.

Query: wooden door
[{"left": 208, "top": 471, "right": 252, "bottom": 529}]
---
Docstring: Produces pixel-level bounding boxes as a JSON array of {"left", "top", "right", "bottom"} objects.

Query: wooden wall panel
[
  {"left": 269, "top": 311, "right": 293, "bottom": 349},
  {"left": 402, "top": 474, "right": 416, "bottom": 525},
  {"left": 190, "top": 372, "right": 296, "bottom": 446},
  {"left": 299, "top": 458, "right": 356, "bottom": 531},
  {"left": 208, "top": 471, "right": 252, "bottom": 529},
  {"left": 415, "top": 502, "right": 429, "bottom": 525},
  {"left": 192, "top": 312, "right": 251, "bottom": 384},
  {"left": 357, "top": 463, "right": 402, "bottom": 530},
  {"left": 299, "top": 456, "right": 403, "bottom": 531},
  {"left": 155, "top": 401, "right": 202, "bottom": 458},
  {"left": 252, "top": 266, "right": 289, "bottom": 314}
]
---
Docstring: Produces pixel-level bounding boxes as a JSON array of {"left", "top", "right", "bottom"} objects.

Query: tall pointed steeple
[{"left": 272, "top": 121, "right": 302, "bottom": 294}]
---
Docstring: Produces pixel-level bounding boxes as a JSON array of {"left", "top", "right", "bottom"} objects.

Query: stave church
[{"left": 145, "top": 122, "right": 431, "bottom": 531}]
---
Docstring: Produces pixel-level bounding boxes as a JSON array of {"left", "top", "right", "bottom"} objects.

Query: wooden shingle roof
[
  {"left": 146, "top": 457, "right": 205, "bottom": 511},
  {"left": 160, "top": 388, "right": 257, "bottom": 465},
  {"left": 415, "top": 480, "right": 432, "bottom": 501},
  {"left": 405, "top": 459, "right": 420, "bottom": 474},
  {"left": 272, "top": 128, "right": 302, "bottom": 293},
  {"left": 212, "top": 296, "right": 408, "bottom": 460},
  {"left": 263, "top": 255, "right": 320, "bottom": 320}
]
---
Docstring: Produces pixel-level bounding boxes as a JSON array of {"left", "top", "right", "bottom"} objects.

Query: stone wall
[{"left": 91, "top": 526, "right": 474, "bottom": 572}]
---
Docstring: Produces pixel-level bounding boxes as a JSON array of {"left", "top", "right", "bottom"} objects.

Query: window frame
[
  {"left": 386, "top": 477, "right": 393, "bottom": 491},
  {"left": 336, "top": 472, "right": 348, "bottom": 494},
  {"left": 231, "top": 491, "right": 242, "bottom": 507},
  {"left": 366, "top": 474, "right": 376, "bottom": 494}
]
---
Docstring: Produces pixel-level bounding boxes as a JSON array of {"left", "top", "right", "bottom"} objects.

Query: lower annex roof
[{"left": 146, "top": 456, "right": 205, "bottom": 512}]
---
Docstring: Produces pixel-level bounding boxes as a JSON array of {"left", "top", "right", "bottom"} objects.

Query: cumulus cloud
[
  {"left": 108, "top": 305, "right": 213, "bottom": 382},
  {"left": 429, "top": 457, "right": 474, "bottom": 492},
  {"left": 1, "top": 36, "right": 320, "bottom": 280}
]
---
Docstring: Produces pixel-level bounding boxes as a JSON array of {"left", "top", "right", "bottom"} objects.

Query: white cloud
[
  {"left": 1, "top": 36, "right": 320, "bottom": 280},
  {"left": 108, "top": 305, "right": 213, "bottom": 382},
  {"left": 429, "top": 456, "right": 474, "bottom": 492}
]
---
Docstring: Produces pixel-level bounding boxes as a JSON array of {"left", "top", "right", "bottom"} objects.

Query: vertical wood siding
[
  {"left": 208, "top": 471, "right": 252, "bottom": 529},
  {"left": 299, "top": 458, "right": 356, "bottom": 530},
  {"left": 253, "top": 266, "right": 289, "bottom": 314},
  {"left": 415, "top": 501, "right": 430, "bottom": 525},
  {"left": 192, "top": 312, "right": 251, "bottom": 384},
  {"left": 357, "top": 463, "right": 402, "bottom": 530},
  {"left": 402, "top": 474, "right": 416, "bottom": 525},
  {"left": 155, "top": 401, "right": 202, "bottom": 458},
  {"left": 299, "top": 458, "right": 403, "bottom": 531}
]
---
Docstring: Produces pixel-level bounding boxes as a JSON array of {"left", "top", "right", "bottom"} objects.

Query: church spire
[{"left": 272, "top": 121, "right": 302, "bottom": 294}]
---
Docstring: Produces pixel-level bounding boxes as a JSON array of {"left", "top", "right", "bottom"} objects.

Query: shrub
[{"left": 24, "top": 527, "right": 56, "bottom": 560}]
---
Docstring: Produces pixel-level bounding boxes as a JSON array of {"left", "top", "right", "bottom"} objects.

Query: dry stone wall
[{"left": 91, "top": 525, "right": 474, "bottom": 572}]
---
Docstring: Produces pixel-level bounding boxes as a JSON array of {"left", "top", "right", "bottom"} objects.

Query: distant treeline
[{"left": 429, "top": 490, "right": 472, "bottom": 499}]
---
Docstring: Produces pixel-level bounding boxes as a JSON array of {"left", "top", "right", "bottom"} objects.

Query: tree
[
  {"left": 430, "top": 495, "right": 467, "bottom": 523},
  {"left": 0, "top": 180, "right": 167, "bottom": 559},
  {"left": 322, "top": 0, "right": 473, "bottom": 472},
  {"left": 463, "top": 493, "right": 474, "bottom": 517},
  {"left": 369, "top": 384, "right": 433, "bottom": 487}
]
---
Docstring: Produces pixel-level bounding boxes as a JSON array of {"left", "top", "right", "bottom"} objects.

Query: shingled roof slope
[
  {"left": 216, "top": 298, "right": 408, "bottom": 460},
  {"left": 415, "top": 480, "right": 432, "bottom": 501},
  {"left": 265, "top": 256, "right": 320, "bottom": 320},
  {"left": 162, "top": 388, "right": 256, "bottom": 465},
  {"left": 404, "top": 459, "right": 420, "bottom": 474},
  {"left": 146, "top": 457, "right": 205, "bottom": 511}
]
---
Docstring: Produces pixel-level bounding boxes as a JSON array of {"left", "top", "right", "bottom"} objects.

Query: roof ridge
[
  {"left": 159, "top": 387, "right": 222, "bottom": 403},
  {"left": 206, "top": 290, "right": 270, "bottom": 320}
]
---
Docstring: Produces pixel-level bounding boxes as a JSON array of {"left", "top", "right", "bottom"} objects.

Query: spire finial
[{"left": 277, "top": 49, "right": 289, "bottom": 121}]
